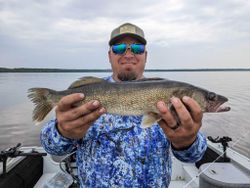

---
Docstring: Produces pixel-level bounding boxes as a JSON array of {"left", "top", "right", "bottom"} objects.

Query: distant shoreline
[{"left": 1, "top": 67, "right": 250, "bottom": 73}]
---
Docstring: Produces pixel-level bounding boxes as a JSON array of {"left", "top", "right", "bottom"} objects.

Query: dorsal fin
[{"left": 68, "top": 76, "right": 106, "bottom": 89}]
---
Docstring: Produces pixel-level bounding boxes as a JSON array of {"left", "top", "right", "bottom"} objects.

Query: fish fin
[
  {"left": 68, "top": 76, "right": 106, "bottom": 89},
  {"left": 28, "top": 88, "right": 56, "bottom": 123},
  {"left": 141, "top": 113, "right": 162, "bottom": 128},
  {"left": 34, "top": 106, "right": 56, "bottom": 125}
]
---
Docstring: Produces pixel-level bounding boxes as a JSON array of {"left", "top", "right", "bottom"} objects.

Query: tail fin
[{"left": 28, "top": 88, "right": 56, "bottom": 124}]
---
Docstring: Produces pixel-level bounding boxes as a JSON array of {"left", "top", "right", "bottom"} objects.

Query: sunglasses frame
[{"left": 111, "top": 43, "right": 145, "bottom": 55}]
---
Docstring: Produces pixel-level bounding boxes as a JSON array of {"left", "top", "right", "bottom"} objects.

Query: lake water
[{"left": 0, "top": 72, "right": 249, "bottom": 158}]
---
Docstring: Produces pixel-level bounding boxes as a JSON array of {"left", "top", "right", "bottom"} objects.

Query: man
[{"left": 41, "top": 23, "right": 207, "bottom": 187}]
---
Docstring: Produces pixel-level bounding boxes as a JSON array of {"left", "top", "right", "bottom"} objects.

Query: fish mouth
[
  {"left": 214, "top": 104, "right": 231, "bottom": 112},
  {"left": 207, "top": 95, "right": 231, "bottom": 113},
  {"left": 207, "top": 102, "right": 231, "bottom": 112}
]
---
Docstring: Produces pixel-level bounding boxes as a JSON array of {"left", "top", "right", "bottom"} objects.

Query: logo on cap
[{"left": 120, "top": 25, "right": 136, "bottom": 34}]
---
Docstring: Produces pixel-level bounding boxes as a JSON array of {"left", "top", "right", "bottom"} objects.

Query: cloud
[
  {"left": 0, "top": 0, "right": 250, "bottom": 68},
  {"left": 1, "top": 0, "right": 250, "bottom": 44}
]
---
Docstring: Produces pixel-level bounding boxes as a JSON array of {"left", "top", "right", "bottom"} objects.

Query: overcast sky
[{"left": 1, "top": 0, "right": 250, "bottom": 69}]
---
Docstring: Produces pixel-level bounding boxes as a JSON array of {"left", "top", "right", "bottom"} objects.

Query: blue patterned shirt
[{"left": 40, "top": 76, "right": 207, "bottom": 188}]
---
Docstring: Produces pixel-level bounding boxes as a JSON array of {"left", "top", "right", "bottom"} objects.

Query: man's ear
[
  {"left": 108, "top": 50, "right": 112, "bottom": 64},
  {"left": 145, "top": 50, "right": 148, "bottom": 63}
]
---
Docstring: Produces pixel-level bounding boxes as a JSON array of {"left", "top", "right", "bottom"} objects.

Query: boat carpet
[
  {"left": 0, "top": 155, "right": 43, "bottom": 188},
  {"left": 196, "top": 147, "right": 229, "bottom": 168}
]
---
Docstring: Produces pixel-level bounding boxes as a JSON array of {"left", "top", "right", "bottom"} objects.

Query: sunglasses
[{"left": 111, "top": 43, "right": 145, "bottom": 55}]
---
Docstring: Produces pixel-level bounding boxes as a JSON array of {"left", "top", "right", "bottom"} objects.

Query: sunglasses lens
[
  {"left": 112, "top": 43, "right": 145, "bottom": 55},
  {"left": 131, "top": 44, "right": 145, "bottom": 54},
  {"left": 112, "top": 44, "right": 127, "bottom": 54}
]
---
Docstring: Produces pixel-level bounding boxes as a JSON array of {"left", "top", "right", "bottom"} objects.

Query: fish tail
[{"left": 28, "top": 88, "right": 56, "bottom": 124}]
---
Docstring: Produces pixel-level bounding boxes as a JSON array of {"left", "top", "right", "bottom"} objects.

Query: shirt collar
[{"left": 104, "top": 75, "right": 145, "bottom": 82}]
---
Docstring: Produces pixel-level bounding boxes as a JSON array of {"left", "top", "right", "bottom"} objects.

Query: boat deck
[{"left": 1, "top": 139, "right": 250, "bottom": 188}]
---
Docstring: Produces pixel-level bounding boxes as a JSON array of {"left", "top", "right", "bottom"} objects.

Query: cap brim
[{"left": 109, "top": 33, "right": 147, "bottom": 46}]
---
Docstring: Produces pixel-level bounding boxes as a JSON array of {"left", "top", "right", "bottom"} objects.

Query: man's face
[{"left": 108, "top": 36, "right": 147, "bottom": 81}]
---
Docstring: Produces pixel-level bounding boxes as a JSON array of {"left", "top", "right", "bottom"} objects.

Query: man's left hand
[{"left": 157, "top": 96, "right": 203, "bottom": 150}]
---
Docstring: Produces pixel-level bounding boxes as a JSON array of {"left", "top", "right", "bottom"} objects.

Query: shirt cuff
[
  {"left": 171, "top": 132, "right": 207, "bottom": 163},
  {"left": 51, "top": 118, "right": 75, "bottom": 143}
]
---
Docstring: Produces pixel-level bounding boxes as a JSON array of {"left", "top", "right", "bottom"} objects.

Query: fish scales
[
  {"left": 68, "top": 81, "right": 165, "bottom": 115},
  {"left": 83, "top": 81, "right": 167, "bottom": 115}
]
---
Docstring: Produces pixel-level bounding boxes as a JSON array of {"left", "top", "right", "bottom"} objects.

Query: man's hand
[
  {"left": 55, "top": 93, "right": 106, "bottom": 139},
  {"left": 157, "top": 96, "right": 203, "bottom": 150}
]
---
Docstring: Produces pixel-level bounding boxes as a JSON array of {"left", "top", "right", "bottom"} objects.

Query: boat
[{"left": 1, "top": 136, "right": 250, "bottom": 188}]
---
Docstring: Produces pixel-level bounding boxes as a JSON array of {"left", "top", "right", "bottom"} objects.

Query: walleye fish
[{"left": 28, "top": 76, "right": 230, "bottom": 127}]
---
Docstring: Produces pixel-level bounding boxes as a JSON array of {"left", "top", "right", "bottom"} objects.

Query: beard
[{"left": 117, "top": 71, "right": 137, "bottom": 81}]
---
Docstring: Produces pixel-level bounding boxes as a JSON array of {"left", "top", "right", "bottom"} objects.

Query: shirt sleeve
[
  {"left": 171, "top": 132, "right": 207, "bottom": 163},
  {"left": 40, "top": 118, "right": 77, "bottom": 156}
]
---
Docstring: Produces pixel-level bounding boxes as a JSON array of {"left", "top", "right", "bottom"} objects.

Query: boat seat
[{"left": 199, "top": 162, "right": 250, "bottom": 188}]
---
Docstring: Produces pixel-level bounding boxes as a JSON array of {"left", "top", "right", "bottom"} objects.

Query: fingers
[
  {"left": 170, "top": 97, "right": 193, "bottom": 130},
  {"left": 55, "top": 93, "right": 106, "bottom": 139},
  {"left": 158, "top": 119, "right": 175, "bottom": 136},
  {"left": 157, "top": 101, "right": 182, "bottom": 137},
  {"left": 60, "top": 100, "right": 102, "bottom": 122},
  {"left": 60, "top": 106, "right": 105, "bottom": 131},
  {"left": 71, "top": 106, "right": 106, "bottom": 129},
  {"left": 157, "top": 96, "right": 203, "bottom": 131},
  {"left": 182, "top": 96, "right": 203, "bottom": 124},
  {"left": 157, "top": 101, "right": 177, "bottom": 129},
  {"left": 57, "top": 93, "right": 84, "bottom": 111},
  {"left": 157, "top": 97, "right": 203, "bottom": 149}
]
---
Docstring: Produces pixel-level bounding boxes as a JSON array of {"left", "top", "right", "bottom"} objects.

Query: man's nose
[{"left": 123, "top": 48, "right": 134, "bottom": 58}]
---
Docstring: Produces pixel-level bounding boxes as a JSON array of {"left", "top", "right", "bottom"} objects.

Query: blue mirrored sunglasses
[{"left": 111, "top": 43, "right": 145, "bottom": 55}]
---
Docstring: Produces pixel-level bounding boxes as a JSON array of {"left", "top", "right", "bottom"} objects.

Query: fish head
[{"left": 191, "top": 88, "right": 231, "bottom": 113}]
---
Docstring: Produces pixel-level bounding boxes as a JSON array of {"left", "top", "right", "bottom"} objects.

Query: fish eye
[{"left": 207, "top": 92, "right": 216, "bottom": 101}]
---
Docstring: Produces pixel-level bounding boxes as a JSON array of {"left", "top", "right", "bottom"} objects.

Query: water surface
[{"left": 0, "top": 72, "right": 249, "bottom": 158}]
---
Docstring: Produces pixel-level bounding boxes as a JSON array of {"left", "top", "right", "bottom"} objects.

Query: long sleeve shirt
[{"left": 40, "top": 76, "right": 207, "bottom": 188}]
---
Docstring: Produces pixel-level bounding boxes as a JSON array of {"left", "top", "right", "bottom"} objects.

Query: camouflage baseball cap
[{"left": 109, "top": 23, "right": 146, "bottom": 46}]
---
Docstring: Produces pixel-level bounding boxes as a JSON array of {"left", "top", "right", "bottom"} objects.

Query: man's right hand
[{"left": 55, "top": 93, "right": 106, "bottom": 139}]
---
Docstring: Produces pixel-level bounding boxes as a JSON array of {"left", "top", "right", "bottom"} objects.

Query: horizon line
[{"left": 1, "top": 67, "right": 250, "bottom": 72}]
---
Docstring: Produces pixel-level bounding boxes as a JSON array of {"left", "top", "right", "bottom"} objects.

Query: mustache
[{"left": 118, "top": 59, "right": 137, "bottom": 65}]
